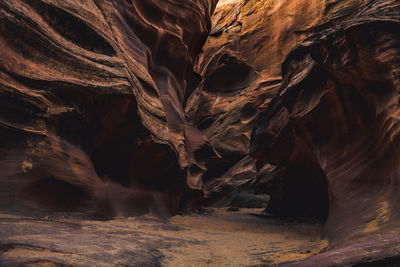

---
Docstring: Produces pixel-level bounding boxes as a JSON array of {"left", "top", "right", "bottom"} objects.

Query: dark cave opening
[
  {"left": 265, "top": 164, "right": 330, "bottom": 220},
  {"left": 128, "top": 141, "right": 183, "bottom": 191},
  {"left": 89, "top": 101, "right": 181, "bottom": 193},
  {"left": 44, "top": 91, "right": 181, "bottom": 197}
]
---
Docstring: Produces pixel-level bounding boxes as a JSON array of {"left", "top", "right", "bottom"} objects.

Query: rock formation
[
  {"left": 1, "top": 0, "right": 400, "bottom": 265},
  {"left": 0, "top": 0, "right": 218, "bottom": 217},
  {"left": 252, "top": 0, "right": 400, "bottom": 239},
  {"left": 192, "top": 0, "right": 399, "bottom": 210},
  {"left": 193, "top": 0, "right": 400, "bottom": 264},
  {"left": 249, "top": 0, "right": 400, "bottom": 264}
]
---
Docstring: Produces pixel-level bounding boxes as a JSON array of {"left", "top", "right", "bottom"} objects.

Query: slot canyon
[{"left": 1, "top": 0, "right": 400, "bottom": 266}]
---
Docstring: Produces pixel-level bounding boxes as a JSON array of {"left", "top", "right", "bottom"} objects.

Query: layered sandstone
[
  {"left": 0, "top": 0, "right": 217, "bottom": 216},
  {"left": 250, "top": 0, "right": 400, "bottom": 264},
  {"left": 192, "top": 0, "right": 397, "bottom": 207},
  {"left": 252, "top": 0, "right": 400, "bottom": 240},
  {"left": 1, "top": 0, "right": 400, "bottom": 266}
]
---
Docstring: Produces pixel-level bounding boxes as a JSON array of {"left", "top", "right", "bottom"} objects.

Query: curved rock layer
[
  {"left": 2, "top": 0, "right": 400, "bottom": 265},
  {"left": 251, "top": 0, "right": 400, "bottom": 249},
  {"left": 187, "top": 0, "right": 394, "bottom": 204},
  {"left": 191, "top": 0, "right": 400, "bottom": 263},
  {"left": 0, "top": 0, "right": 218, "bottom": 217}
]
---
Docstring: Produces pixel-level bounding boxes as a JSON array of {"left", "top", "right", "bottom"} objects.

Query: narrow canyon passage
[{"left": 1, "top": 0, "right": 400, "bottom": 266}]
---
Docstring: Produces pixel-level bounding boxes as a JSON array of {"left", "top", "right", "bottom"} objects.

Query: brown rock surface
[
  {"left": 1, "top": 0, "right": 400, "bottom": 266},
  {"left": 250, "top": 0, "right": 400, "bottom": 264},
  {"left": 188, "top": 0, "right": 393, "bottom": 202},
  {"left": 0, "top": 0, "right": 217, "bottom": 216}
]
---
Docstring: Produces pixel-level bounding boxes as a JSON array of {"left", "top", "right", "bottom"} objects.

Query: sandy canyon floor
[{"left": 0, "top": 208, "right": 327, "bottom": 266}]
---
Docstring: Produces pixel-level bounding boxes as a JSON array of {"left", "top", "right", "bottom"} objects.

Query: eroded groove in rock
[
  {"left": 2, "top": 0, "right": 400, "bottom": 265},
  {"left": 251, "top": 0, "right": 400, "bottom": 263},
  {"left": 189, "top": 0, "right": 388, "bottom": 206},
  {"left": 0, "top": 0, "right": 218, "bottom": 217}
]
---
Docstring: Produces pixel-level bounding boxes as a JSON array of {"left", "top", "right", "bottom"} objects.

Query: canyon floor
[{"left": 0, "top": 208, "right": 327, "bottom": 266}]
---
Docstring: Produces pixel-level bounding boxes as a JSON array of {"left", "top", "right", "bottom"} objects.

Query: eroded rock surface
[
  {"left": 0, "top": 0, "right": 217, "bottom": 217},
  {"left": 188, "top": 0, "right": 393, "bottom": 204},
  {"left": 250, "top": 0, "right": 400, "bottom": 264},
  {"left": 1, "top": 0, "right": 400, "bottom": 266}
]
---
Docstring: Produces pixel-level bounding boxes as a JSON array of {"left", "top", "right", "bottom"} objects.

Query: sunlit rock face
[
  {"left": 192, "top": 2, "right": 400, "bottom": 263},
  {"left": 189, "top": 0, "right": 388, "bottom": 205},
  {"left": 251, "top": 0, "right": 400, "bottom": 247},
  {"left": 187, "top": 0, "right": 307, "bottom": 202},
  {"left": 0, "top": 0, "right": 218, "bottom": 216}
]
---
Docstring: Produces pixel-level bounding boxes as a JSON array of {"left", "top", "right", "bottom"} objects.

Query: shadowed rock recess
[
  {"left": 1, "top": 0, "right": 400, "bottom": 266},
  {"left": 0, "top": 0, "right": 218, "bottom": 217}
]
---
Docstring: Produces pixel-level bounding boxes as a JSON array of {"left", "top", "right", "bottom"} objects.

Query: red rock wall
[
  {"left": 189, "top": 2, "right": 400, "bottom": 262},
  {"left": 190, "top": 0, "right": 394, "bottom": 206},
  {"left": 0, "top": 0, "right": 217, "bottom": 216},
  {"left": 251, "top": 0, "right": 400, "bottom": 246},
  {"left": 2, "top": 1, "right": 400, "bottom": 263}
]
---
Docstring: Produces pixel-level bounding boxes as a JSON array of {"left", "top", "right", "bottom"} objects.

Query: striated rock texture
[
  {"left": 189, "top": 0, "right": 398, "bottom": 207},
  {"left": 250, "top": 0, "right": 400, "bottom": 259},
  {"left": 2, "top": 0, "right": 400, "bottom": 265},
  {"left": 0, "top": 0, "right": 218, "bottom": 217},
  {"left": 190, "top": 0, "right": 400, "bottom": 264},
  {"left": 187, "top": 0, "right": 323, "bottom": 202}
]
